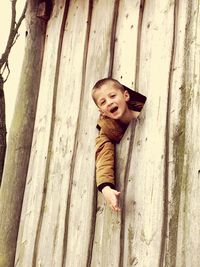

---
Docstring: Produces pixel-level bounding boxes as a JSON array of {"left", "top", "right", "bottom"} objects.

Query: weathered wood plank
[
  {"left": 114, "top": 1, "right": 145, "bottom": 265},
  {"left": 34, "top": 1, "right": 91, "bottom": 266},
  {"left": 179, "top": 2, "right": 200, "bottom": 263},
  {"left": 64, "top": 1, "right": 118, "bottom": 266},
  {"left": 163, "top": 1, "right": 189, "bottom": 266},
  {"left": 166, "top": 1, "right": 200, "bottom": 266},
  {"left": 33, "top": 1, "right": 90, "bottom": 266},
  {"left": 15, "top": 1, "right": 67, "bottom": 266},
  {"left": 113, "top": 0, "right": 141, "bottom": 85},
  {"left": 122, "top": 1, "right": 175, "bottom": 266},
  {"left": 91, "top": 1, "right": 142, "bottom": 266}
]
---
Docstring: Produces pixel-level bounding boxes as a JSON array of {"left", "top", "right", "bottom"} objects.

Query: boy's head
[{"left": 92, "top": 78, "right": 130, "bottom": 121}]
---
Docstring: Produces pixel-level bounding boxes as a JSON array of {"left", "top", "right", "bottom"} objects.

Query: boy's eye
[
  {"left": 100, "top": 100, "right": 105, "bottom": 106},
  {"left": 110, "top": 94, "right": 116, "bottom": 98}
]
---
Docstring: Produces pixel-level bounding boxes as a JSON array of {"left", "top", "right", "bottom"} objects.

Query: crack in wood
[
  {"left": 159, "top": 1, "right": 179, "bottom": 266},
  {"left": 108, "top": 0, "right": 120, "bottom": 77}
]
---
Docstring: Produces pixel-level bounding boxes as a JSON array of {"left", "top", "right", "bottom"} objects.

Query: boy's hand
[{"left": 102, "top": 186, "right": 121, "bottom": 212}]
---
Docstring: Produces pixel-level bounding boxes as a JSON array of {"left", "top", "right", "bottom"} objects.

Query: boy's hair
[{"left": 92, "top": 78, "right": 125, "bottom": 105}]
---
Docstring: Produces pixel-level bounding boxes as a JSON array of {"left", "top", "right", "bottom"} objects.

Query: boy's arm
[
  {"left": 95, "top": 118, "right": 126, "bottom": 211},
  {"left": 95, "top": 116, "right": 126, "bottom": 190},
  {"left": 95, "top": 131, "right": 121, "bottom": 211}
]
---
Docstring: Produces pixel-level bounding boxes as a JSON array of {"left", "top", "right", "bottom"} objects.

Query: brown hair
[{"left": 92, "top": 78, "right": 124, "bottom": 105}]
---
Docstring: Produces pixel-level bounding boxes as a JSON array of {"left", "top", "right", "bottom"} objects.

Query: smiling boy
[{"left": 92, "top": 78, "right": 146, "bottom": 211}]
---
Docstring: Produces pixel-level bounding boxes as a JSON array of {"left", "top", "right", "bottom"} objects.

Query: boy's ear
[{"left": 124, "top": 90, "right": 130, "bottom": 101}]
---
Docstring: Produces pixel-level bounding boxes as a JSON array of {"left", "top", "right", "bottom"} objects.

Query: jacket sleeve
[
  {"left": 95, "top": 130, "right": 116, "bottom": 191},
  {"left": 95, "top": 117, "right": 127, "bottom": 192}
]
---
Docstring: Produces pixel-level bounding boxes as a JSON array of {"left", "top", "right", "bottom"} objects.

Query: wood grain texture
[
  {"left": 122, "top": 1, "right": 175, "bottom": 266},
  {"left": 15, "top": 1, "right": 67, "bottom": 266},
  {"left": 166, "top": 1, "right": 200, "bottom": 266},
  {"left": 65, "top": 1, "right": 117, "bottom": 266}
]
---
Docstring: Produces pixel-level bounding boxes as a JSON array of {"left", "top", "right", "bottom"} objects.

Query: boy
[{"left": 92, "top": 78, "right": 146, "bottom": 212}]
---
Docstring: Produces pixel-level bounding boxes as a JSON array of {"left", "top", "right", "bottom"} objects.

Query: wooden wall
[{"left": 15, "top": 0, "right": 200, "bottom": 266}]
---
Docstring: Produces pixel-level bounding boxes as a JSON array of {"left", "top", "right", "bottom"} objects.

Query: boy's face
[{"left": 93, "top": 83, "right": 130, "bottom": 120}]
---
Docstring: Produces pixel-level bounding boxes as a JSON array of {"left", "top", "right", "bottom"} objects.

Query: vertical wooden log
[{"left": 0, "top": 1, "right": 47, "bottom": 266}]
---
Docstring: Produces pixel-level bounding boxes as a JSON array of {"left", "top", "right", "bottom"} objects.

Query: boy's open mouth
[{"left": 110, "top": 106, "right": 118, "bottom": 113}]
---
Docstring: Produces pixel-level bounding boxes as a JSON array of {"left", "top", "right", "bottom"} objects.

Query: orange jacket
[{"left": 95, "top": 87, "right": 147, "bottom": 191}]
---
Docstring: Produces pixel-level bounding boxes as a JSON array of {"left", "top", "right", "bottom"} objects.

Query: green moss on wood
[{"left": 167, "top": 84, "right": 191, "bottom": 267}]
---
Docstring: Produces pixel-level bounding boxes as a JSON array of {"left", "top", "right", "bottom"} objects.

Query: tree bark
[
  {"left": 0, "top": 75, "right": 6, "bottom": 185},
  {"left": 0, "top": 0, "right": 48, "bottom": 266},
  {"left": 0, "top": 1, "right": 27, "bottom": 185}
]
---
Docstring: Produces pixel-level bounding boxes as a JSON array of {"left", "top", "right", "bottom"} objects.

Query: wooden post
[{"left": 0, "top": 1, "right": 48, "bottom": 266}]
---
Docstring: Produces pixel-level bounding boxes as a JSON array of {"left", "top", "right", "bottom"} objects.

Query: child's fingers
[
  {"left": 112, "top": 204, "right": 121, "bottom": 212},
  {"left": 104, "top": 189, "right": 121, "bottom": 211},
  {"left": 111, "top": 199, "right": 121, "bottom": 212}
]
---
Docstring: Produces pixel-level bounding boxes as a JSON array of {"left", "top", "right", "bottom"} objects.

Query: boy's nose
[{"left": 107, "top": 98, "right": 113, "bottom": 106}]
